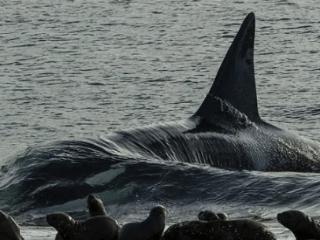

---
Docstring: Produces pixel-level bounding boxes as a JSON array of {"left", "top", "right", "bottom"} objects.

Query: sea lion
[
  {"left": 217, "top": 212, "right": 228, "bottom": 220},
  {"left": 55, "top": 194, "right": 108, "bottom": 240},
  {"left": 87, "top": 194, "right": 107, "bottom": 216},
  {"left": 162, "top": 219, "right": 276, "bottom": 240},
  {"left": 47, "top": 212, "right": 119, "bottom": 240},
  {"left": 198, "top": 210, "right": 228, "bottom": 221},
  {"left": 277, "top": 210, "right": 320, "bottom": 240},
  {"left": 119, "top": 205, "right": 166, "bottom": 240},
  {"left": 0, "top": 210, "right": 24, "bottom": 240}
]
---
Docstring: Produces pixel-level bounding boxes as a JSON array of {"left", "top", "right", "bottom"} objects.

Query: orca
[{"left": 103, "top": 12, "right": 320, "bottom": 172}]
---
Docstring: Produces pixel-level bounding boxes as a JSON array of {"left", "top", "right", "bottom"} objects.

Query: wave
[{"left": 1, "top": 139, "right": 320, "bottom": 224}]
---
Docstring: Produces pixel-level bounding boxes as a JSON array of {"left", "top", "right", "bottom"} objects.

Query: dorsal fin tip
[{"left": 194, "top": 12, "right": 260, "bottom": 123}]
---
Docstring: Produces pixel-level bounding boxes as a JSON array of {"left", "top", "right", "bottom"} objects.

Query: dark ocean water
[{"left": 0, "top": 0, "right": 320, "bottom": 239}]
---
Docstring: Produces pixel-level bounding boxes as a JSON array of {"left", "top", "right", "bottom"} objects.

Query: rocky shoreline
[{"left": 1, "top": 195, "right": 318, "bottom": 240}]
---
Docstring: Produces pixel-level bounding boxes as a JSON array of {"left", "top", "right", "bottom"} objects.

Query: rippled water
[{"left": 0, "top": 0, "right": 320, "bottom": 239}]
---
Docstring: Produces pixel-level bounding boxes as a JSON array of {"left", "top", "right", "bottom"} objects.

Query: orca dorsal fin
[{"left": 194, "top": 12, "right": 260, "bottom": 122}]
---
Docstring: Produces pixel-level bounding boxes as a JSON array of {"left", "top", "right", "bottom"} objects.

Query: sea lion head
[
  {"left": 277, "top": 210, "right": 311, "bottom": 231},
  {"left": 150, "top": 205, "right": 166, "bottom": 217},
  {"left": 198, "top": 210, "right": 228, "bottom": 221},
  {"left": 148, "top": 205, "right": 167, "bottom": 225},
  {"left": 217, "top": 212, "right": 228, "bottom": 220},
  {"left": 198, "top": 210, "right": 219, "bottom": 221},
  {"left": 47, "top": 213, "right": 75, "bottom": 231},
  {"left": 0, "top": 210, "right": 24, "bottom": 240},
  {"left": 87, "top": 194, "right": 106, "bottom": 216}
]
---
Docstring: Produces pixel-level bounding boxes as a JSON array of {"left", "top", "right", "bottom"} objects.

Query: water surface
[{"left": 0, "top": 0, "right": 320, "bottom": 239}]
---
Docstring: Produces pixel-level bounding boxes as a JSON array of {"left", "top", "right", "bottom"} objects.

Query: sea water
[{"left": 0, "top": 0, "right": 320, "bottom": 239}]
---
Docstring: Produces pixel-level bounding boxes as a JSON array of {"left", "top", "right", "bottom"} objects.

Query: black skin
[{"left": 277, "top": 210, "right": 320, "bottom": 240}]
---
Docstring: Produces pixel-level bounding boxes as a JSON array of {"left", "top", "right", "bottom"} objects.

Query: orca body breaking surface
[{"left": 104, "top": 13, "right": 320, "bottom": 172}]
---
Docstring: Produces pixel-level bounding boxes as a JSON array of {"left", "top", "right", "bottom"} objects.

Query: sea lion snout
[
  {"left": 47, "top": 213, "right": 75, "bottom": 228},
  {"left": 0, "top": 210, "right": 7, "bottom": 221},
  {"left": 87, "top": 194, "right": 107, "bottom": 217},
  {"left": 87, "top": 194, "right": 97, "bottom": 209},
  {"left": 88, "top": 194, "right": 95, "bottom": 201},
  {"left": 276, "top": 212, "right": 286, "bottom": 223},
  {"left": 277, "top": 210, "right": 307, "bottom": 229},
  {"left": 46, "top": 214, "right": 56, "bottom": 225}
]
